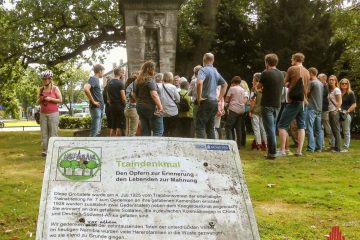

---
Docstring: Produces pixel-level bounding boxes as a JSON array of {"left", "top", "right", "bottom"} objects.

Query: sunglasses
[{"left": 341, "top": 82, "right": 349, "bottom": 85}]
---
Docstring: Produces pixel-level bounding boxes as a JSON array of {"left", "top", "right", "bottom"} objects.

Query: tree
[
  {"left": 1, "top": 0, "right": 125, "bottom": 68},
  {"left": 59, "top": 160, "right": 71, "bottom": 175},
  {"left": 53, "top": 63, "right": 90, "bottom": 116},
  {"left": 176, "top": 0, "right": 221, "bottom": 77},
  {"left": 333, "top": 3, "right": 360, "bottom": 92},
  {"left": 70, "top": 160, "right": 80, "bottom": 176},
  {"left": 86, "top": 160, "right": 98, "bottom": 176},
  {"left": 255, "top": 0, "right": 342, "bottom": 73},
  {"left": 212, "top": 0, "right": 258, "bottom": 82}
]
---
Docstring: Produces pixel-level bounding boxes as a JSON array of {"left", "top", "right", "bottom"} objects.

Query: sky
[{"left": 82, "top": 47, "right": 128, "bottom": 74}]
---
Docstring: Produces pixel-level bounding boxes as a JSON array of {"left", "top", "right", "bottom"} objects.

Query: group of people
[
  {"left": 256, "top": 53, "right": 357, "bottom": 159},
  {"left": 37, "top": 52, "right": 357, "bottom": 159}
]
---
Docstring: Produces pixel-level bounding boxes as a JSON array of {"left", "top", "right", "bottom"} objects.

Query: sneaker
[
  {"left": 276, "top": 151, "right": 287, "bottom": 157},
  {"left": 294, "top": 152, "right": 303, "bottom": 157},
  {"left": 340, "top": 149, "right": 349, "bottom": 153},
  {"left": 265, "top": 155, "right": 276, "bottom": 160},
  {"left": 315, "top": 149, "right": 322, "bottom": 153},
  {"left": 306, "top": 149, "right": 314, "bottom": 153}
]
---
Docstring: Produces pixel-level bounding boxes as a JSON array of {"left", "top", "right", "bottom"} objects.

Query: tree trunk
[{"left": 177, "top": 0, "right": 221, "bottom": 77}]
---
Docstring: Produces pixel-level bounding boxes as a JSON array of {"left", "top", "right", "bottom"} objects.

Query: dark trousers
[
  {"left": 177, "top": 117, "right": 193, "bottom": 138},
  {"left": 196, "top": 100, "right": 218, "bottom": 139},
  {"left": 163, "top": 115, "right": 178, "bottom": 137},
  {"left": 225, "top": 110, "right": 244, "bottom": 149}
]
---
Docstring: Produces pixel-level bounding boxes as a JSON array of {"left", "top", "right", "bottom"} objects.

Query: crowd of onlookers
[{"left": 36, "top": 52, "right": 357, "bottom": 159}]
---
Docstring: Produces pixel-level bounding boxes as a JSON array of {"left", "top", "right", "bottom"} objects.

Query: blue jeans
[
  {"left": 306, "top": 107, "right": 323, "bottom": 151},
  {"left": 90, "top": 107, "right": 103, "bottom": 137},
  {"left": 341, "top": 113, "right": 351, "bottom": 149},
  {"left": 136, "top": 106, "right": 164, "bottom": 136},
  {"left": 196, "top": 100, "right": 218, "bottom": 139},
  {"left": 262, "top": 106, "right": 279, "bottom": 157}
]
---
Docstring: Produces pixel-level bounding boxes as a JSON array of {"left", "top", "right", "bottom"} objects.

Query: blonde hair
[
  {"left": 163, "top": 72, "right": 174, "bottom": 83},
  {"left": 240, "top": 80, "right": 250, "bottom": 92},
  {"left": 339, "top": 78, "right": 352, "bottom": 94},
  {"left": 136, "top": 61, "right": 155, "bottom": 85}
]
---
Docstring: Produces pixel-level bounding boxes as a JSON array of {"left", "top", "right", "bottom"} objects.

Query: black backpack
[{"left": 178, "top": 92, "right": 190, "bottom": 112}]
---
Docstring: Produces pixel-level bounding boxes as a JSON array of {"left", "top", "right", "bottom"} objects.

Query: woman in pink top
[
  {"left": 224, "top": 76, "right": 249, "bottom": 149},
  {"left": 37, "top": 70, "right": 62, "bottom": 157}
]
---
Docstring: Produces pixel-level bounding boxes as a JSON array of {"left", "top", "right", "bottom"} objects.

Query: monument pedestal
[{"left": 122, "top": 0, "right": 185, "bottom": 73}]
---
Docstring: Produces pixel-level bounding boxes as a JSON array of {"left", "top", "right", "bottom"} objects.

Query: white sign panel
[{"left": 36, "top": 137, "right": 260, "bottom": 240}]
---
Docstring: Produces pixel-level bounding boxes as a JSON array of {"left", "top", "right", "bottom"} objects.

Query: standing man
[
  {"left": 84, "top": 64, "right": 105, "bottom": 137},
  {"left": 196, "top": 53, "right": 227, "bottom": 139},
  {"left": 278, "top": 53, "right": 310, "bottom": 156},
  {"left": 306, "top": 67, "right": 323, "bottom": 152},
  {"left": 107, "top": 67, "right": 126, "bottom": 136},
  {"left": 258, "top": 54, "right": 284, "bottom": 159}
]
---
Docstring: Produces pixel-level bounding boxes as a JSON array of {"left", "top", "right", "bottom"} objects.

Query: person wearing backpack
[
  {"left": 277, "top": 53, "right": 310, "bottom": 157},
  {"left": 177, "top": 81, "right": 193, "bottom": 137}
]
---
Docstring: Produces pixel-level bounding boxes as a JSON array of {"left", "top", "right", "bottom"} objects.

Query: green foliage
[
  {"left": 1, "top": 0, "right": 125, "bottom": 67},
  {"left": 213, "top": 0, "right": 258, "bottom": 81},
  {"left": 59, "top": 115, "right": 107, "bottom": 129},
  {"left": 255, "top": 0, "right": 341, "bottom": 73},
  {"left": 59, "top": 115, "right": 91, "bottom": 129},
  {"left": 53, "top": 62, "right": 90, "bottom": 115},
  {"left": 177, "top": 0, "right": 205, "bottom": 53}
]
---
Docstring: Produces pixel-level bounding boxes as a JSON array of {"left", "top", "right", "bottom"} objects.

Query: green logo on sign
[{"left": 57, "top": 148, "right": 101, "bottom": 181}]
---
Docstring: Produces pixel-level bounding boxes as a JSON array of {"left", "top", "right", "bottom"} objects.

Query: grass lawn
[
  {"left": 0, "top": 131, "right": 359, "bottom": 239},
  {"left": 2, "top": 120, "right": 39, "bottom": 127}
]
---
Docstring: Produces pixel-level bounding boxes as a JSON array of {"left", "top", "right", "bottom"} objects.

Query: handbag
[
  {"left": 338, "top": 109, "right": 348, "bottom": 121},
  {"left": 288, "top": 66, "right": 305, "bottom": 102},
  {"left": 329, "top": 97, "right": 347, "bottom": 121}
]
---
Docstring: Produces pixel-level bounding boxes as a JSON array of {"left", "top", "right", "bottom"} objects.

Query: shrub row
[{"left": 59, "top": 115, "right": 107, "bottom": 129}]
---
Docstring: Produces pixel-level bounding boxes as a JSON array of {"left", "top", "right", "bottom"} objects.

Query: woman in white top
[
  {"left": 158, "top": 72, "right": 180, "bottom": 136},
  {"left": 327, "top": 75, "right": 342, "bottom": 152}
]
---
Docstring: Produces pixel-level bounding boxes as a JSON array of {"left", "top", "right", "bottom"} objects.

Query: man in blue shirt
[
  {"left": 84, "top": 64, "right": 105, "bottom": 137},
  {"left": 196, "top": 53, "right": 227, "bottom": 139}
]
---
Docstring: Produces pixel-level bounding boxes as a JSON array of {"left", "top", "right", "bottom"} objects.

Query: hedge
[{"left": 59, "top": 115, "right": 107, "bottom": 129}]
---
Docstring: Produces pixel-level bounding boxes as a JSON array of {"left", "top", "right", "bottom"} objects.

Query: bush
[{"left": 59, "top": 115, "right": 107, "bottom": 129}]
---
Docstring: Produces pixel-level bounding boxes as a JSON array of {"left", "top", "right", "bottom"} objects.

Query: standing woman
[
  {"left": 339, "top": 78, "right": 357, "bottom": 152},
  {"left": 327, "top": 75, "right": 342, "bottom": 152},
  {"left": 133, "top": 61, "right": 164, "bottom": 136},
  {"left": 158, "top": 72, "right": 180, "bottom": 137},
  {"left": 225, "top": 76, "right": 249, "bottom": 149},
  {"left": 37, "top": 70, "right": 62, "bottom": 156}
]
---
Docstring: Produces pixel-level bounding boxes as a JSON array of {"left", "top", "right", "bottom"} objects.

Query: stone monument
[{"left": 122, "top": 0, "right": 185, "bottom": 73}]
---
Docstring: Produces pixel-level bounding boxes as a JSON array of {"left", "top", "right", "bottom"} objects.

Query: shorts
[
  {"left": 110, "top": 103, "right": 125, "bottom": 130},
  {"left": 277, "top": 102, "right": 306, "bottom": 130}
]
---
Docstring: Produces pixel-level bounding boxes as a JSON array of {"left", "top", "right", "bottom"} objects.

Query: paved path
[{"left": 0, "top": 126, "right": 40, "bottom": 132}]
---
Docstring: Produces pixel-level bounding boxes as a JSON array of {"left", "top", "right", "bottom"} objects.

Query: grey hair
[
  {"left": 253, "top": 73, "right": 261, "bottom": 82},
  {"left": 154, "top": 73, "right": 164, "bottom": 83}
]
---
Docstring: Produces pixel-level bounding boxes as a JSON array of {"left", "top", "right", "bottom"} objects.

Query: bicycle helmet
[{"left": 40, "top": 70, "right": 53, "bottom": 79}]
